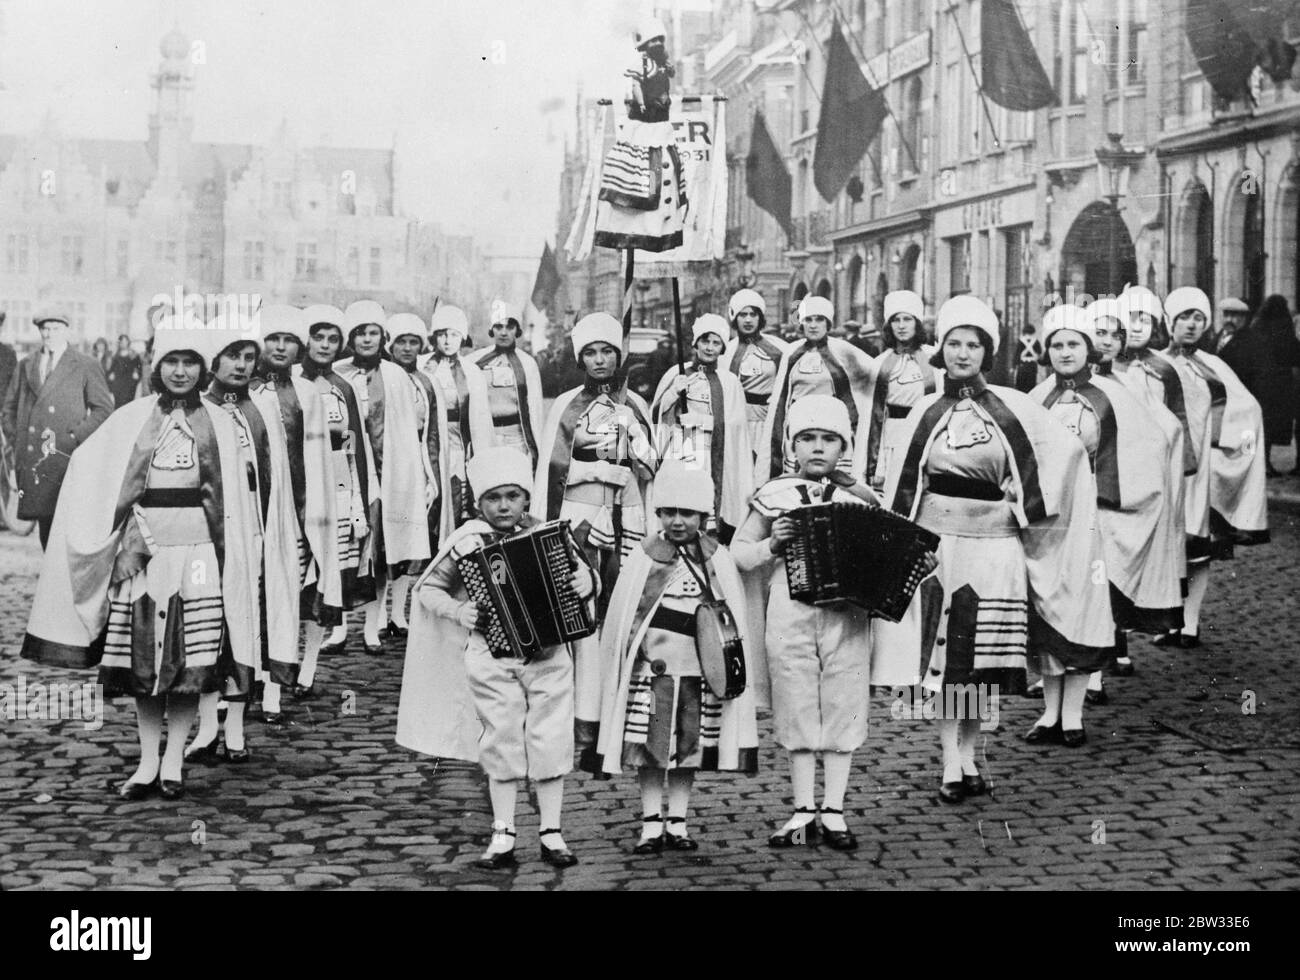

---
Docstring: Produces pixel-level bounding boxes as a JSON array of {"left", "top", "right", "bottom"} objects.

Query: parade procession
[{"left": 2, "top": 0, "right": 1299, "bottom": 895}]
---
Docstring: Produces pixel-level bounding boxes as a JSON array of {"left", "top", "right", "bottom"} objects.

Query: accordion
[
  {"left": 784, "top": 501, "right": 939, "bottom": 622},
  {"left": 456, "top": 520, "right": 596, "bottom": 660}
]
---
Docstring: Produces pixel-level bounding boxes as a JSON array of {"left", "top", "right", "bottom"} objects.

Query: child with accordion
[
  {"left": 732, "top": 395, "right": 898, "bottom": 851},
  {"left": 396, "top": 447, "right": 598, "bottom": 871}
]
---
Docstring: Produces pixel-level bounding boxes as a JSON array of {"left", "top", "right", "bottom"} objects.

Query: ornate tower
[{"left": 147, "top": 28, "right": 195, "bottom": 175}]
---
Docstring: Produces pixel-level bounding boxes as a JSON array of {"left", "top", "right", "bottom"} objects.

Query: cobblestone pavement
[{"left": 2, "top": 507, "right": 1298, "bottom": 892}]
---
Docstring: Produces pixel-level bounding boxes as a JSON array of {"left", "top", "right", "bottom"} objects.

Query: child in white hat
[
  {"left": 397, "top": 446, "right": 598, "bottom": 870},
  {"left": 650, "top": 313, "right": 754, "bottom": 542},
  {"left": 732, "top": 394, "right": 883, "bottom": 851},
  {"left": 723, "top": 288, "right": 790, "bottom": 451},
  {"left": 595, "top": 459, "right": 759, "bottom": 854},
  {"left": 756, "top": 295, "right": 876, "bottom": 485},
  {"left": 532, "top": 312, "right": 659, "bottom": 771},
  {"left": 418, "top": 304, "right": 492, "bottom": 531}
]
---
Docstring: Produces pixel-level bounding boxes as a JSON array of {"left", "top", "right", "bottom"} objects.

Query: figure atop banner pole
[{"left": 564, "top": 16, "right": 728, "bottom": 365}]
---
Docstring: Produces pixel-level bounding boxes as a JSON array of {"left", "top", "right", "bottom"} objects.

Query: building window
[
  {"left": 153, "top": 239, "right": 178, "bottom": 266},
  {"left": 369, "top": 247, "right": 382, "bottom": 286},
  {"left": 243, "top": 240, "right": 265, "bottom": 280},
  {"left": 1129, "top": 0, "right": 1147, "bottom": 84},
  {"left": 61, "top": 235, "right": 85, "bottom": 275},
  {"left": 949, "top": 236, "right": 971, "bottom": 295},
  {"left": 272, "top": 180, "right": 292, "bottom": 210},
  {"left": 902, "top": 76, "right": 922, "bottom": 175},
  {"left": 1004, "top": 225, "right": 1032, "bottom": 334},
  {"left": 72, "top": 302, "right": 87, "bottom": 335},
  {"left": 5, "top": 233, "right": 29, "bottom": 273},
  {"left": 296, "top": 242, "right": 318, "bottom": 281},
  {"left": 347, "top": 246, "right": 360, "bottom": 285},
  {"left": 864, "top": 0, "right": 885, "bottom": 57},
  {"left": 1070, "top": 2, "right": 1088, "bottom": 103}
]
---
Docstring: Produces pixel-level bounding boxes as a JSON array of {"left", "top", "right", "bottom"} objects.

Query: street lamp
[
  {"left": 1094, "top": 132, "right": 1142, "bottom": 295},
  {"left": 634, "top": 280, "right": 651, "bottom": 330}
]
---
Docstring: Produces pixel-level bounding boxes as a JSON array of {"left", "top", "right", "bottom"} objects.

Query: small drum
[{"left": 694, "top": 599, "right": 745, "bottom": 700}]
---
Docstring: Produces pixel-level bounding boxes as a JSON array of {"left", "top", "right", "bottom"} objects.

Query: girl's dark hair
[
  {"left": 1038, "top": 329, "right": 1102, "bottom": 367},
  {"left": 210, "top": 340, "right": 259, "bottom": 374},
  {"left": 882, "top": 312, "right": 921, "bottom": 349},
  {"left": 149, "top": 353, "right": 210, "bottom": 395},
  {"left": 929, "top": 326, "right": 995, "bottom": 373},
  {"left": 731, "top": 308, "right": 767, "bottom": 333}
]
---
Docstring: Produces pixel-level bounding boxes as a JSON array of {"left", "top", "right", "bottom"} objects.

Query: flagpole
[
  {"left": 945, "top": 1, "right": 1003, "bottom": 149},
  {"left": 765, "top": 18, "right": 884, "bottom": 188},
  {"left": 819, "top": 1, "right": 921, "bottom": 174},
  {"left": 622, "top": 249, "right": 635, "bottom": 343}
]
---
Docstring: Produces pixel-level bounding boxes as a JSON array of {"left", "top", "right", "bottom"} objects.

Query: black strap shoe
[
  {"left": 539, "top": 829, "right": 578, "bottom": 868},
  {"left": 633, "top": 814, "right": 664, "bottom": 855},
  {"left": 474, "top": 827, "right": 517, "bottom": 870},
  {"left": 118, "top": 777, "right": 158, "bottom": 801},
  {"left": 1024, "top": 721, "right": 1063, "bottom": 745},
  {"left": 817, "top": 808, "right": 858, "bottom": 850},
  {"left": 183, "top": 737, "right": 221, "bottom": 766},
  {"left": 1062, "top": 726, "right": 1088, "bottom": 748},
  {"left": 938, "top": 781, "right": 967, "bottom": 804},
  {"left": 962, "top": 773, "right": 989, "bottom": 796},
  {"left": 769, "top": 808, "right": 819, "bottom": 848},
  {"left": 665, "top": 816, "right": 699, "bottom": 851},
  {"left": 158, "top": 777, "right": 185, "bottom": 800}
]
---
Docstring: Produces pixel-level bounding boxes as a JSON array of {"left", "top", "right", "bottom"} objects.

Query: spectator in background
[
  {"left": 1, "top": 309, "right": 114, "bottom": 547},
  {"left": 0, "top": 314, "right": 16, "bottom": 407},
  {"left": 106, "top": 333, "right": 144, "bottom": 408},
  {"left": 1201, "top": 297, "right": 1250, "bottom": 354},
  {"left": 92, "top": 338, "right": 112, "bottom": 374},
  {"left": 845, "top": 320, "right": 882, "bottom": 358},
  {"left": 1220, "top": 294, "right": 1300, "bottom": 475},
  {"left": 1014, "top": 323, "right": 1043, "bottom": 392}
]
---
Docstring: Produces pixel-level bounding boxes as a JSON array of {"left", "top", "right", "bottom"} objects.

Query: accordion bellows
[
  {"left": 456, "top": 520, "right": 595, "bottom": 660},
  {"left": 784, "top": 502, "right": 939, "bottom": 622}
]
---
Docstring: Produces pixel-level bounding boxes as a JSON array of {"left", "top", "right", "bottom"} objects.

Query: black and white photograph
[{"left": 0, "top": 0, "right": 1296, "bottom": 930}]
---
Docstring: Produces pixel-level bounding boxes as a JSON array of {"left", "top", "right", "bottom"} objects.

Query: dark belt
[
  {"left": 140, "top": 487, "right": 204, "bottom": 508},
  {"left": 330, "top": 432, "right": 345, "bottom": 450},
  {"left": 649, "top": 605, "right": 696, "bottom": 637},
  {"left": 887, "top": 404, "right": 912, "bottom": 419},
  {"left": 744, "top": 391, "right": 770, "bottom": 406},
  {"left": 928, "top": 474, "right": 1003, "bottom": 501},
  {"left": 492, "top": 412, "right": 521, "bottom": 426},
  {"left": 445, "top": 409, "right": 461, "bottom": 423},
  {"left": 572, "top": 446, "right": 629, "bottom": 465}
]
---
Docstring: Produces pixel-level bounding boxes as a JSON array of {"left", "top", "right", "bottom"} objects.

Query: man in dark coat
[
  {"left": 105, "top": 333, "right": 144, "bottom": 407},
  {"left": 0, "top": 309, "right": 114, "bottom": 547},
  {"left": 1221, "top": 294, "right": 1300, "bottom": 475},
  {"left": 0, "top": 334, "right": 16, "bottom": 406}
]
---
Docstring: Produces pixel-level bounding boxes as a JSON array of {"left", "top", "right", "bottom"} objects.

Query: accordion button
[
  {"left": 936, "top": 638, "right": 946, "bottom": 647},
  {"left": 650, "top": 659, "right": 667, "bottom": 676}
]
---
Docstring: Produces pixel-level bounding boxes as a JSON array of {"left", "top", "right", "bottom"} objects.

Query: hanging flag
[
  {"left": 746, "top": 110, "right": 793, "bottom": 240},
  {"left": 813, "top": 21, "right": 887, "bottom": 203},
  {"left": 980, "top": 0, "right": 1057, "bottom": 111},
  {"left": 530, "top": 242, "right": 562, "bottom": 310},
  {"left": 1185, "top": 0, "right": 1263, "bottom": 101},
  {"left": 1231, "top": 1, "right": 1299, "bottom": 83}
]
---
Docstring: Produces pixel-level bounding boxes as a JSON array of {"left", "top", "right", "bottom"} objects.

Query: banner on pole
[{"left": 566, "top": 98, "right": 728, "bottom": 277}]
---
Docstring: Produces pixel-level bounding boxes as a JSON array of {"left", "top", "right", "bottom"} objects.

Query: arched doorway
[
  {"left": 899, "top": 243, "right": 921, "bottom": 291},
  {"left": 1060, "top": 202, "right": 1137, "bottom": 299},
  {"left": 1223, "top": 170, "right": 1267, "bottom": 311},
  {"left": 814, "top": 278, "right": 832, "bottom": 299},
  {"left": 1172, "top": 180, "right": 1215, "bottom": 298},
  {"left": 848, "top": 254, "right": 867, "bottom": 321},
  {"left": 873, "top": 271, "right": 889, "bottom": 329},
  {"left": 1274, "top": 166, "right": 1299, "bottom": 311}
]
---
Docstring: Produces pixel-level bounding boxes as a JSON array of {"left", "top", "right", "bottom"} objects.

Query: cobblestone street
[{"left": 2, "top": 503, "right": 1298, "bottom": 891}]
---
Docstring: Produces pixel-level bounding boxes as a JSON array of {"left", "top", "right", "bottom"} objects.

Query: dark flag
[
  {"left": 746, "top": 110, "right": 794, "bottom": 240},
  {"left": 813, "top": 21, "right": 887, "bottom": 203},
  {"left": 1232, "top": 1, "right": 1299, "bottom": 83},
  {"left": 1184, "top": 0, "right": 1264, "bottom": 101},
  {"left": 980, "top": 0, "right": 1056, "bottom": 111},
  {"left": 530, "top": 242, "right": 562, "bottom": 311}
]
